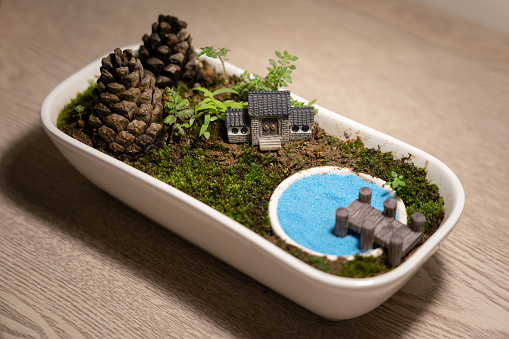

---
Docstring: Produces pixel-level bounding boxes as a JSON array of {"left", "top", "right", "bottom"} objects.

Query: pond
[{"left": 273, "top": 168, "right": 404, "bottom": 257}]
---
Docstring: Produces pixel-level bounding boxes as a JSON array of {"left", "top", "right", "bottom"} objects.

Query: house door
[{"left": 261, "top": 118, "right": 279, "bottom": 136}]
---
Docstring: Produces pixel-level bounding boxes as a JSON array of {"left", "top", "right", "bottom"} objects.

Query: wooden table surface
[{"left": 1, "top": 0, "right": 508, "bottom": 337}]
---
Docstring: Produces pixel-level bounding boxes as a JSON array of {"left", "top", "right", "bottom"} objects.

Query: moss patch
[
  {"left": 57, "top": 81, "right": 96, "bottom": 129},
  {"left": 339, "top": 254, "right": 391, "bottom": 278}
]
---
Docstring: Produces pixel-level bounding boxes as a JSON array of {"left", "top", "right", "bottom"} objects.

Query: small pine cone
[
  {"left": 88, "top": 48, "right": 168, "bottom": 158},
  {"left": 139, "top": 14, "right": 203, "bottom": 89}
]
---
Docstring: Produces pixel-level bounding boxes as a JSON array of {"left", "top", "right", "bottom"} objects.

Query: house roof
[
  {"left": 225, "top": 108, "right": 250, "bottom": 127},
  {"left": 289, "top": 106, "right": 314, "bottom": 126},
  {"left": 248, "top": 91, "right": 291, "bottom": 117}
]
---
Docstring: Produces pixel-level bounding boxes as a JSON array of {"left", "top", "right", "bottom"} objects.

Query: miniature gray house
[{"left": 225, "top": 91, "right": 314, "bottom": 151}]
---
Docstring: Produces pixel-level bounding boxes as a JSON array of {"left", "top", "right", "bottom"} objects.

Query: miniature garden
[{"left": 57, "top": 14, "right": 444, "bottom": 278}]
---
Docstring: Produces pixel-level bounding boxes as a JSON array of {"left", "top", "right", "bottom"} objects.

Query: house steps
[{"left": 259, "top": 137, "right": 282, "bottom": 151}]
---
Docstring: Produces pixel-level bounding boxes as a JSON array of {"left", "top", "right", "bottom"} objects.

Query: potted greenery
[{"left": 41, "top": 14, "right": 465, "bottom": 320}]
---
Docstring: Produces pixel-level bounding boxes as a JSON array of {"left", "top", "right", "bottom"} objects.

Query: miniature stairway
[{"left": 259, "top": 137, "right": 282, "bottom": 151}]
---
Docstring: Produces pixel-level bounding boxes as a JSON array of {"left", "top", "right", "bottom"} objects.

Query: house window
[
  {"left": 232, "top": 128, "right": 239, "bottom": 134},
  {"left": 291, "top": 125, "right": 310, "bottom": 133},
  {"left": 241, "top": 127, "right": 248, "bottom": 134}
]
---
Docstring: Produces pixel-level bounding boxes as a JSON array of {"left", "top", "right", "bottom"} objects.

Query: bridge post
[
  {"left": 334, "top": 207, "right": 349, "bottom": 238},
  {"left": 383, "top": 198, "right": 397, "bottom": 218},
  {"left": 388, "top": 234, "right": 403, "bottom": 267},
  {"left": 410, "top": 212, "right": 425, "bottom": 244},
  {"left": 360, "top": 217, "right": 376, "bottom": 251},
  {"left": 358, "top": 187, "right": 372, "bottom": 204}
]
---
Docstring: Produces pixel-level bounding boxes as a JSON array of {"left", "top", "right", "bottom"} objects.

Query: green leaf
[
  {"left": 210, "top": 116, "right": 218, "bottom": 122},
  {"left": 183, "top": 108, "right": 194, "bottom": 117},
  {"left": 212, "top": 88, "right": 239, "bottom": 96},
  {"left": 275, "top": 51, "right": 282, "bottom": 58},
  {"left": 195, "top": 102, "right": 216, "bottom": 112},
  {"left": 164, "top": 115, "right": 176, "bottom": 125},
  {"left": 199, "top": 124, "right": 208, "bottom": 137},
  {"left": 219, "top": 47, "right": 230, "bottom": 57},
  {"left": 175, "top": 101, "right": 189, "bottom": 110},
  {"left": 215, "top": 100, "right": 227, "bottom": 112},
  {"left": 224, "top": 100, "right": 247, "bottom": 109},
  {"left": 201, "top": 97, "right": 214, "bottom": 104},
  {"left": 194, "top": 87, "right": 214, "bottom": 99},
  {"left": 204, "top": 114, "right": 211, "bottom": 126},
  {"left": 203, "top": 131, "right": 210, "bottom": 139}
]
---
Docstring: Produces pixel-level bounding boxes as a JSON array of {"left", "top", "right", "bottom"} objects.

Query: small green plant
[
  {"left": 233, "top": 72, "right": 269, "bottom": 98},
  {"left": 74, "top": 104, "right": 87, "bottom": 128},
  {"left": 291, "top": 98, "right": 318, "bottom": 114},
  {"left": 233, "top": 50, "right": 299, "bottom": 99},
  {"left": 196, "top": 46, "right": 230, "bottom": 81},
  {"left": 232, "top": 50, "right": 317, "bottom": 112},
  {"left": 193, "top": 87, "right": 246, "bottom": 139},
  {"left": 265, "top": 50, "right": 298, "bottom": 90},
  {"left": 385, "top": 171, "right": 407, "bottom": 193},
  {"left": 56, "top": 80, "right": 96, "bottom": 130},
  {"left": 163, "top": 88, "right": 195, "bottom": 137}
]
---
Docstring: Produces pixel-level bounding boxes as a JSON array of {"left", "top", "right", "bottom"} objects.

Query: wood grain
[{"left": 1, "top": 0, "right": 508, "bottom": 337}]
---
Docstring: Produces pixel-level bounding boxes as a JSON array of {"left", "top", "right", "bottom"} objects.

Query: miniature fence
[{"left": 334, "top": 187, "right": 425, "bottom": 266}]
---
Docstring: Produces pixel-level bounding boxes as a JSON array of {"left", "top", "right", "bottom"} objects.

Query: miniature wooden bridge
[{"left": 334, "top": 187, "right": 425, "bottom": 266}]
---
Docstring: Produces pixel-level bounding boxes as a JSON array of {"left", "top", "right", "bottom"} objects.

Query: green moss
[
  {"left": 57, "top": 81, "right": 96, "bottom": 130},
  {"left": 133, "top": 142, "right": 286, "bottom": 236},
  {"left": 285, "top": 246, "right": 334, "bottom": 274},
  {"left": 339, "top": 254, "right": 390, "bottom": 278}
]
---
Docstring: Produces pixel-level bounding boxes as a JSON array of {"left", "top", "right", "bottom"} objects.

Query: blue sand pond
[{"left": 277, "top": 173, "right": 397, "bottom": 257}]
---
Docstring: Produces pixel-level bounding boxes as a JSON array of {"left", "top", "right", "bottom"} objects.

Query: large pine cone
[
  {"left": 139, "top": 14, "right": 203, "bottom": 89},
  {"left": 88, "top": 48, "right": 168, "bottom": 158}
]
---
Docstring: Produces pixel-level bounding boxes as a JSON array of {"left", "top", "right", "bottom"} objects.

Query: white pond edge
[{"left": 268, "top": 166, "right": 407, "bottom": 261}]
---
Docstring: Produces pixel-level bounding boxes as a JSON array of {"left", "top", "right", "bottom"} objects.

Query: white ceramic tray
[{"left": 40, "top": 45, "right": 465, "bottom": 320}]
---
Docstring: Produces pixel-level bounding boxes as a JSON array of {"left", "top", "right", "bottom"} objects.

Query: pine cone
[
  {"left": 139, "top": 14, "right": 203, "bottom": 89},
  {"left": 88, "top": 48, "right": 168, "bottom": 158}
]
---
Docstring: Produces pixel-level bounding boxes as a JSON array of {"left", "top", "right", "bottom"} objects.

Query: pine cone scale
[{"left": 106, "top": 82, "right": 125, "bottom": 95}]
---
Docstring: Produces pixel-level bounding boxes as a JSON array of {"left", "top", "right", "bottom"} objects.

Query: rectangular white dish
[{"left": 40, "top": 45, "right": 465, "bottom": 320}]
